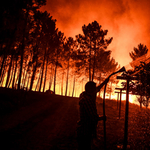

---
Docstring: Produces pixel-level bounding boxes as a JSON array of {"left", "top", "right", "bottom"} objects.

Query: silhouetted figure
[{"left": 77, "top": 78, "right": 109, "bottom": 150}]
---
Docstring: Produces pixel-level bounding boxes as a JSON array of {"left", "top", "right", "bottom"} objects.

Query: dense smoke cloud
[{"left": 41, "top": 0, "right": 150, "bottom": 66}]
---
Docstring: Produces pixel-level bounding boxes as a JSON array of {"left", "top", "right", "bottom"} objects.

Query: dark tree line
[
  {"left": 0, "top": 0, "right": 118, "bottom": 96},
  {"left": 121, "top": 43, "right": 150, "bottom": 108}
]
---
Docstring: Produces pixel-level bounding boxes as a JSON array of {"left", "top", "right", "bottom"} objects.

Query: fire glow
[{"left": 41, "top": 0, "right": 150, "bottom": 67}]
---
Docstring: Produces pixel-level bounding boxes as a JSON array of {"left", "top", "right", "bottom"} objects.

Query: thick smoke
[{"left": 41, "top": 0, "right": 150, "bottom": 67}]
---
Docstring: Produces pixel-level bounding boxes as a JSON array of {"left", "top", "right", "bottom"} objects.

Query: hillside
[{"left": 0, "top": 88, "right": 150, "bottom": 150}]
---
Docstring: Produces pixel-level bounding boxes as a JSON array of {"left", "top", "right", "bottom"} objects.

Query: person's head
[{"left": 85, "top": 81, "right": 96, "bottom": 95}]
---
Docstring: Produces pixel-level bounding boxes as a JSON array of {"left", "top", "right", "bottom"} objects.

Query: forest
[
  {"left": 1, "top": 1, "right": 150, "bottom": 150},
  {"left": 0, "top": 0, "right": 120, "bottom": 97},
  {"left": 1, "top": 0, "right": 150, "bottom": 107}
]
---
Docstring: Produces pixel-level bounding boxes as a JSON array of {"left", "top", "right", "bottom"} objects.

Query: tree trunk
[
  {"left": 0, "top": 54, "right": 6, "bottom": 78},
  {"left": 109, "top": 82, "right": 112, "bottom": 100},
  {"left": 0, "top": 57, "right": 7, "bottom": 84},
  {"left": 65, "top": 60, "right": 69, "bottom": 96},
  {"left": 48, "top": 66, "right": 53, "bottom": 90},
  {"left": 0, "top": 67, "right": 7, "bottom": 87},
  {"left": 0, "top": 52, "right": 4, "bottom": 69},
  {"left": 5, "top": 55, "right": 13, "bottom": 87},
  {"left": 39, "top": 49, "right": 46, "bottom": 92},
  {"left": 0, "top": 58, "right": 8, "bottom": 86},
  {"left": 29, "top": 62, "right": 38, "bottom": 91},
  {"left": 53, "top": 47, "right": 59, "bottom": 94},
  {"left": 82, "top": 79, "right": 83, "bottom": 92},
  {"left": 26, "top": 74, "right": 30, "bottom": 90},
  {"left": 98, "top": 73, "right": 101, "bottom": 97},
  {"left": 22, "top": 58, "right": 29, "bottom": 88},
  {"left": 0, "top": 71, "right": 6, "bottom": 86},
  {"left": 22, "top": 65, "right": 29, "bottom": 88},
  {"left": 18, "top": 38, "right": 25, "bottom": 90},
  {"left": 72, "top": 76, "right": 75, "bottom": 97},
  {"left": 92, "top": 41, "right": 96, "bottom": 81},
  {"left": 43, "top": 57, "right": 48, "bottom": 92},
  {"left": 61, "top": 71, "right": 64, "bottom": 95},
  {"left": 8, "top": 59, "right": 15, "bottom": 88},
  {"left": 38, "top": 64, "right": 44, "bottom": 92},
  {"left": 14, "top": 72, "right": 20, "bottom": 89},
  {"left": 17, "top": 10, "right": 28, "bottom": 90},
  {"left": 12, "top": 58, "right": 18, "bottom": 89},
  {"left": 35, "top": 68, "right": 41, "bottom": 91},
  {"left": 140, "top": 102, "right": 142, "bottom": 108},
  {"left": 48, "top": 74, "right": 53, "bottom": 91},
  {"left": 59, "top": 83, "right": 61, "bottom": 95},
  {"left": 89, "top": 41, "right": 91, "bottom": 81},
  {"left": 146, "top": 96, "right": 149, "bottom": 109},
  {"left": 53, "top": 61, "right": 57, "bottom": 94}
]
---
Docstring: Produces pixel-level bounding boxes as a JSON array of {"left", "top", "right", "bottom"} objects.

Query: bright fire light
[
  {"left": 121, "top": 93, "right": 139, "bottom": 104},
  {"left": 111, "top": 91, "right": 139, "bottom": 105},
  {"left": 119, "top": 93, "right": 135, "bottom": 103}
]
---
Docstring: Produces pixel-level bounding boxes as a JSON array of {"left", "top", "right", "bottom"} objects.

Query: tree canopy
[
  {"left": 129, "top": 43, "right": 148, "bottom": 61},
  {"left": 75, "top": 21, "right": 117, "bottom": 82},
  {"left": 128, "top": 44, "right": 150, "bottom": 108},
  {"left": 0, "top": 1, "right": 120, "bottom": 97}
]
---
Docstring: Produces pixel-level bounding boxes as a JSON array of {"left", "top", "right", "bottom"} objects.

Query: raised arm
[{"left": 96, "top": 77, "right": 109, "bottom": 93}]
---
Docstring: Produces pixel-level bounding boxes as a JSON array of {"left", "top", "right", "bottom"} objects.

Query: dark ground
[{"left": 0, "top": 87, "right": 150, "bottom": 150}]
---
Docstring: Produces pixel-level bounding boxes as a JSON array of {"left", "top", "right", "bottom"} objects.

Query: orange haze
[{"left": 41, "top": 0, "right": 150, "bottom": 67}]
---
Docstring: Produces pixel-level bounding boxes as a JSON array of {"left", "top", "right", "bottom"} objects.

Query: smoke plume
[{"left": 41, "top": 0, "right": 150, "bottom": 67}]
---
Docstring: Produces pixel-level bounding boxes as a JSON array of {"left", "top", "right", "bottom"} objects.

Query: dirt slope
[
  {"left": 0, "top": 88, "right": 150, "bottom": 150},
  {"left": 0, "top": 90, "right": 79, "bottom": 150}
]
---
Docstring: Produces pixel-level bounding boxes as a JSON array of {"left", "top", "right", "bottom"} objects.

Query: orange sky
[{"left": 41, "top": 0, "right": 150, "bottom": 67}]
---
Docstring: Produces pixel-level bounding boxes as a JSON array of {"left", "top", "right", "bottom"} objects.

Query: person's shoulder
[
  {"left": 79, "top": 92, "right": 86, "bottom": 101},
  {"left": 79, "top": 91, "right": 90, "bottom": 104},
  {"left": 79, "top": 91, "right": 84, "bottom": 97},
  {"left": 79, "top": 91, "right": 86, "bottom": 99}
]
